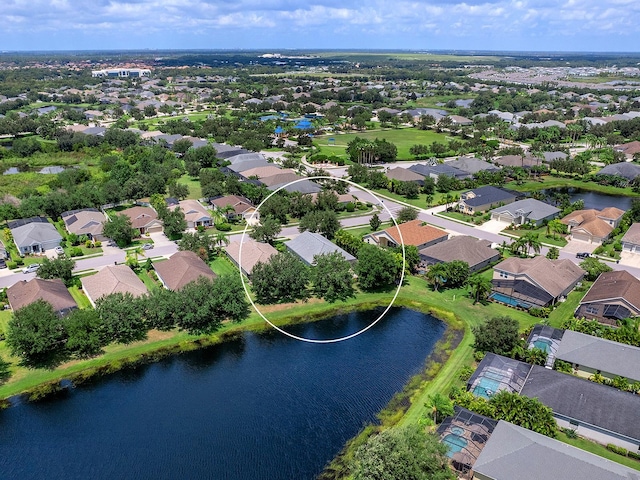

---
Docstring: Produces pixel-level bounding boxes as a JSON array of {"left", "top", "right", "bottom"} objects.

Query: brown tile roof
[
  {"left": 493, "top": 155, "right": 541, "bottom": 168},
  {"left": 621, "top": 223, "right": 640, "bottom": 246},
  {"left": 495, "top": 256, "right": 584, "bottom": 297},
  {"left": 615, "top": 140, "right": 640, "bottom": 155},
  {"left": 239, "top": 166, "right": 291, "bottom": 178},
  {"left": 561, "top": 208, "right": 624, "bottom": 238},
  {"left": 259, "top": 172, "right": 302, "bottom": 187},
  {"left": 175, "top": 199, "right": 211, "bottom": 224},
  {"left": 118, "top": 206, "right": 161, "bottom": 230},
  {"left": 81, "top": 265, "right": 147, "bottom": 305},
  {"left": 154, "top": 251, "right": 216, "bottom": 290},
  {"left": 7, "top": 278, "right": 77, "bottom": 314},
  {"left": 225, "top": 239, "right": 277, "bottom": 275},
  {"left": 580, "top": 270, "right": 640, "bottom": 311},
  {"left": 381, "top": 219, "right": 448, "bottom": 247},
  {"left": 419, "top": 235, "right": 499, "bottom": 267},
  {"left": 211, "top": 195, "right": 255, "bottom": 215}
]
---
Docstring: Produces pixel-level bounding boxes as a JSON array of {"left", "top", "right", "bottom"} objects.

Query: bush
[
  {"left": 593, "top": 246, "right": 605, "bottom": 255},
  {"left": 15, "top": 258, "right": 24, "bottom": 266},
  {"left": 85, "top": 240, "right": 92, "bottom": 248},
  {"left": 94, "top": 241, "right": 102, "bottom": 248},
  {"left": 473, "top": 350, "right": 485, "bottom": 362},
  {"left": 561, "top": 427, "right": 578, "bottom": 439},
  {"left": 214, "top": 222, "right": 232, "bottom": 232},
  {"left": 6, "top": 261, "right": 17, "bottom": 270},
  {"left": 529, "top": 307, "right": 550, "bottom": 318},
  {"left": 345, "top": 202, "right": 355, "bottom": 212},
  {"left": 458, "top": 366, "right": 475, "bottom": 382},
  {"left": 70, "top": 247, "right": 83, "bottom": 257},
  {"left": 628, "top": 450, "right": 640, "bottom": 461},
  {"left": 606, "top": 444, "right": 628, "bottom": 456},
  {"left": 613, "top": 240, "right": 622, "bottom": 252}
]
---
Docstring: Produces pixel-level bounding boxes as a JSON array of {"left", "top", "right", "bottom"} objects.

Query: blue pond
[{"left": 0, "top": 307, "right": 444, "bottom": 480}]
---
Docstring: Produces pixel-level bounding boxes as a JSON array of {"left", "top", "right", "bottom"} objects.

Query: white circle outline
[{"left": 238, "top": 175, "right": 406, "bottom": 344}]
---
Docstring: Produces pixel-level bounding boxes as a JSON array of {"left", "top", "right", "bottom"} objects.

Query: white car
[
  {"left": 142, "top": 243, "right": 154, "bottom": 250},
  {"left": 23, "top": 264, "right": 41, "bottom": 274},
  {"left": 54, "top": 246, "right": 65, "bottom": 255}
]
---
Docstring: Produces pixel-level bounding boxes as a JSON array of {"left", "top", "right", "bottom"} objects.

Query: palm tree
[
  {"left": 425, "top": 194, "right": 434, "bottom": 208},
  {"left": 213, "top": 231, "right": 229, "bottom": 255},
  {"left": 546, "top": 219, "right": 565, "bottom": 240},
  {"left": 522, "top": 232, "right": 542, "bottom": 256},
  {"left": 425, "top": 263, "right": 447, "bottom": 291},
  {"left": 510, "top": 237, "right": 528, "bottom": 256},
  {"left": 425, "top": 393, "right": 454, "bottom": 424},
  {"left": 467, "top": 274, "right": 493, "bottom": 304}
]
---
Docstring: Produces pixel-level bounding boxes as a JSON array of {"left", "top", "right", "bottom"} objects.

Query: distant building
[{"left": 92, "top": 68, "right": 151, "bottom": 78}]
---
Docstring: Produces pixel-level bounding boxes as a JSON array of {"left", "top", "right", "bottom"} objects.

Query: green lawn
[
  {"left": 136, "top": 270, "right": 160, "bottom": 290},
  {"left": 439, "top": 211, "right": 481, "bottom": 225},
  {"left": 209, "top": 256, "right": 238, "bottom": 276},
  {"left": 68, "top": 286, "right": 92, "bottom": 309},
  {"left": 177, "top": 174, "right": 203, "bottom": 200},
  {"left": 0, "top": 310, "right": 11, "bottom": 335},
  {"left": 505, "top": 226, "right": 568, "bottom": 247},
  {"left": 556, "top": 431, "right": 640, "bottom": 471},
  {"left": 314, "top": 127, "right": 452, "bottom": 160},
  {"left": 370, "top": 187, "right": 465, "bottom": 210}
]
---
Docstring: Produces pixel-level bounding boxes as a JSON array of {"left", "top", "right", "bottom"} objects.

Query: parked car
[
  {"left": 23, "top": 264, "right": 41, "bottom": 274},
  {"left": 576, "top": 252, "right": 591, "bottom": 259},
  {"left": 54, "top": 246, "right": 65, "bottom": 255},
  {"left": 142, "top": 243, "right": 154, "bottom": 250},
  {"left": 0, "top": 259, "right": 6, "bottom": 269}
]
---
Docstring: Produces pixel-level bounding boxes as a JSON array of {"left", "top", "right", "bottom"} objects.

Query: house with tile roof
[
  {"left": 174, "top": 200, "right": 211, "bottom": 229},
  {"left": 384, "top": 167, "right": 425, "bottom": 185},
  {"left": 210, "top": 195, "right": 259, "bottom": 225},
  {"left": 9, "top": 217, "right": 63, "bottom": 255},
  {"left": 61, "top": 208, "right": 107, "bottom": 241},
  {"left": 81, "top": 264, "right": 148, "bottom": 307},
  {"left": 561, "top": 207, "right": 625, "bottom": 244},
  {"left": 364, "top": 219, "right": 449, "bottom": 250},
  {"left": 419, "top": 236, "right": 500, "bottom": 272},
  {"left": 489, "top": 198, "right": 560, "bottom": 227},
  {"left": 225, "top": 239, "right": 278, "bottom": 276},
  {"left": 238, "top": 165, "right": 289, "bottom": 179},
  {"left": 554, "top": 329, "right": 640, "bottom": 384},
  {"left": 458, "top": 186, "right": 518, "bottom": 215},
  {"left": 7, "top": 278, "right": 77, "bottom": 316},
  {"left": 575, "top": 270, "right": 640, "bottom": 326},
  {"left": 491, "top": 256, "right": 585, "bottom": 307},
  {"left": 621, "top": 223, "right": 640, "bottom": 253},
  {"left": 153, "top": 251, "right": 216, "bottom": 290},
  {"left": 118, "top": 206, "right": 163, "bottom": 235},
  {"left": 614, "top": 140, "right": 640, "bottom": 159},
  {"left": 285, "top": 232, "right": 355, "bottom": 266}
]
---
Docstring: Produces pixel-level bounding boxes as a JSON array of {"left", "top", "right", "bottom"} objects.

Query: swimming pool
[
  {"left": 443, "top": 433, "right": 468, "bottom": 457},
  {"left": 473, "top": 377, "right": 500, "bottom": 399},
  {"left": 532, "top": 338, "right": 552, "bottom": 353},
  {"left": 489, "top": 292, "right": 532, "bottom": 309}
]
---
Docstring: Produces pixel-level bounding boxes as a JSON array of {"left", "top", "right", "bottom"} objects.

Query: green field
[{"left": 314, "top": 128, "right": 452, "bottom": 160}]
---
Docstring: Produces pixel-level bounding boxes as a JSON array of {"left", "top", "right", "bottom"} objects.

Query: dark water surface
[
  {"left": 542, "top": 187, "right": 633, "bottom": 211},
  {"left": 0, "top": 307, "right": 444, "bottom": 480}
]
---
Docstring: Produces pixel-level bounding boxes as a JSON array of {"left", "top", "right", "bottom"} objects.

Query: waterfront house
[
  {"left": 285, "top": 232, "right": 355, "bottom": 266},
  {"left": 364, "top": 219, "right": 448, "bottom": 250},
  {"left": 561, "top": 207, "right": 625, "bottom": 244},
  {"left": 489, "top": 198, "right": 560, "bottom": 227},
  {"left": 225, "top": 239, "right": 278, "bottom": 276},
  {"left": 458, "top": 186, "right": 518, "bottom": 215},
  {"left": 81, "top": 264, "right": 148, "bottom": 307},
  {"left": 419, "top": 236, "right": 500, "bottom": 273},
  {"left": 7, "top": 278, "right": 77, "bottom": 316},
  {"left": 153, "top": 251, "right": 216, "bottom": 290}
]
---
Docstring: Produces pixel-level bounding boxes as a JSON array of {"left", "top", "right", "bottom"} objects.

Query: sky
[{"left": 2, "top": 0, "right": 640, "bottom": 52}]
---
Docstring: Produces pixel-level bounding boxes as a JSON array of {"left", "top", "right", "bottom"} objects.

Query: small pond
[{"left": 540, "top": 187, "right": 633, "bottom": 211}]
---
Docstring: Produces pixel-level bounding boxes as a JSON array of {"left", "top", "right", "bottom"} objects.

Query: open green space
[
  {"left": 176, "top": 174, "right": 203, "bottom": 200},
  {"left": 314, "top": 128, "right": 452, "bottom": 160}
]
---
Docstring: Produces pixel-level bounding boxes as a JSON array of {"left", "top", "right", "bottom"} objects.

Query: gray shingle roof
[
  {"left": 474, "top": 421, "right": 640, "bottom": 480},
  {"left": 419, "top": 235, "right": 499, "bottom": 269},
  {"left": 489, "top": 198, "right": 560, "bottom": 221},
  {"left": 462, "top": 186, "right": 517, "bottom": 207},
  {"left": 409, "top": 163, "right": 470, "bottom": 179},
  {"left": 446, "top": 157, "right": 500, "bottom": 174},
  {"left": 555, "top": 330, "right": 640, "bottom": 383},
  {"left": 520, "top": 366, "right": 640, "bottom": 443},
  {"left": 11, "top": 221, "right": 62, "bottom": 248},
  {"left": 597, "top": 163, "right": 640, "bottom": 181},
  {"left": 285, "top": 232, "right": 355, "bottom": 265}
]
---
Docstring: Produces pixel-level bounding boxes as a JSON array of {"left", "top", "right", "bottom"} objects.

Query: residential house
[
  {"left": 621, "top": 223, "right": 640, "bottom": 253},
  {"left": 154, "top": 251, "right": 216, "bottom": 290},
  {"left": 8, "top": 217, "right": 63, "bottom": 255},
  {"left": 258, "top": 172, "right": 303, "bottom": 188},
  {"left": 385, "top": 167, "right": 425, "bottom": 185},
  {"left": 61, "top": 208, "right": 107, "bottom": 241},
  {"left": 211, "top": 195, "right": 259, "bottom": 225},
  {"left": 445, "top": 157, "right": 501, "bottom": 175},
  {"left": 458, "top": 186, "right": 518, "bottom": 215},
  {"left": 469, "top": 353, "right": 640, "bottom": 451},
  {"left": 491, "top": 256, "right": 585, "bottom": 307},
  {"left": 471, "top": 420, "right": 640, "bottom": 480},
  {"left": 364, "top": 219, "right": 449, "bottom": 250},
  {"left": 447, "top": 114, "right": 473, "bottom": 126},
  {"left": 614, "top": 140, "right": 640, "bottom": 160},
  {"left": 225, "top": 239, "right": 278, "bottom": 276},
  {"left": 520, "top": 365, "right": 640, "bottom": 451},
  {"left": 81, "top": 264, "right": 148, "bottom": 307},
  {"left": 118, "top": 206, "right": 163, "bottom": 235},
  {"left": 285, "top": 232, "right": 355, "bottom": 266},
  {"left": 7, "top": 278, "right": 77, "bottom": 316},
  {"left": 561, "top": 207, "right": 625, "bottom": 244},
  {"left": 238, "top": 165, "right": 288, "bottom": 180},
  {"left": 489, "top": 198, "right": 560, "bottom": 226},
  {"left": 175, "top": 200, "right": 211, "bottom": 229},
  {"left": 493, "top": 155, "right": 541, "bottom": 168},
  {"left": 408, "top": 163, "right": 470, "bottom": 180},
  {"left": 597, "top": 163, "right": 640, "bottom": 181},
  {"left": 554, "top": 329, "right": 640, "bottom": 384},
  {"left": 419, "top": 236, "right": 500, "bottom": 273},
  {"left": 269, "top": 179, "right": 321, "bottom": 194},
  {"left": 575, "top": 270, "right": 640, "bottom": 326}
]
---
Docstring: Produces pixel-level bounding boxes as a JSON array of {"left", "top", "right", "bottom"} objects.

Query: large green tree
[
  {"left": 579, "top": 257, "right": 612, "bottom": 281},
  {"left": 36, "top": 256, "right": 76, "bottom": 286},
  {"left": 472, "top": 316, "right": 520, "bottom": 356},
  {"left": 251, "top": 251, "right": 310, "bottom": 304},
  {"left": 95, "top": 292, "right": 147, "bottom": 344},
  {"left": 249, "top": 217, "right": 282, "bottom": 245},
  {"left": 6, "top": 300, "right": 67, "bottom": 368},
  {"left": 103, "top": 213, "right": 137, "bottom": 247},
  {"left": 161, "top": 208, "right": 187, "bottom": 240},
  {"left": 298, "top": 210, "right": 340, "bottom": 240},
  {"left": 356, "top": 244, "right": 400, "bottom": 291},
  {"left": 352, "top": 424, "right": 454, "bottom": 480},
  {"left": 178, "top": 231, "right": 216, "bottom": 260},
  {"left": 311, "top": 252, "right": 355, "bottom": 303},
  {"left": 64, "top": 308, "right": 105, "bottom": 358}
]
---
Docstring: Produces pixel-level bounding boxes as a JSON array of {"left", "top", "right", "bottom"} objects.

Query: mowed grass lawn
[
  {"left": 177, "top": 174, "right": 203, "bottom": 200},
  {"left": 314, "top": 127, "right": 451, "bottom": 160}
]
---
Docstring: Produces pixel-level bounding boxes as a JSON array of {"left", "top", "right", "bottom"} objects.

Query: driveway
[
  {"left": 149, "top": 231, "right": 174, "bottom": 248},
  {"left": 476, "top": 219, "right": 510, "bottom": 234},
  {"left": 563, "top": 238, "right": 596, "bottom": 255},
  {"left": 619, "top": 251, "right": 640, "bottom": 268}
]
